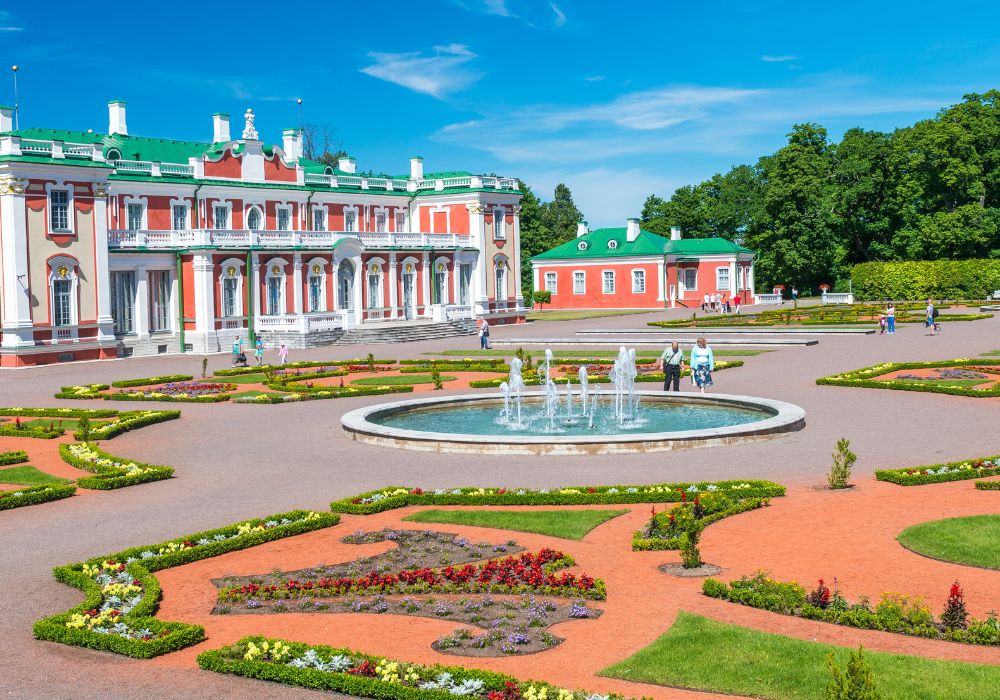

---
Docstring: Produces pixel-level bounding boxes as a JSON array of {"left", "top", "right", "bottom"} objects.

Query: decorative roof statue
[{"left": 242, "top": 108, "right": 258, "bottom": 140}]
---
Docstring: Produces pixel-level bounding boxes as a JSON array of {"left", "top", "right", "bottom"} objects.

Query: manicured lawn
[
  {"left": 0, "top": 465, "right": 71, "bottom": 486},
  {"left": 351, "top": 374, "right": 456, "bottom": 386},
  {"left": 424, "top": 348, "right": 766, "bottom": 359},
  {"left": 525, "top": 309, "right": 660, "bottom": 322},
  {"left": 983, "top": 350, "right": 1000, "bottom": 356},
  {"left": 601, "top": 612, "right": 1000, "bottom": 700},
  {"left": 229, "top": 390, "right": 289, "bottom": 400},
  {"left": 402, "top": 508, "right": 627, "bottom": 540},
  {"left": 898, "top": 515, "right": 1000, "bottom": 569},
  {"left": 19, "top": 418, "right": 108, "bottom": 431},
  {"left": 215, "top": 373, "right": 266, "bottom": 384}
]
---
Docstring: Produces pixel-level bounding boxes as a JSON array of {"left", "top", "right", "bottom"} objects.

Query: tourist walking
[
  {"left": 254, "top": 337, "right": 265, "bottom": 366},
  {"left": 278, "top": 343, "right": 289, "bottom": 365},
  {"left": 886, "top": 303, "right": 896, "bottom": 334},
  {"left": 926, "top": 299, "right": 940, "bottom": 335},
  {"left": 733, "top": 293, "right": 742, "bottom": 314},
  {"left": 791, "top": 286, "right": 799, "bottom": 302},
  {"left": 657, "top": 341, "right": 684, "bottom": 392},
  {"left": 690, "top": 336, "right": 715, "bottom": 393},
  {"left": 479, "top": 318, "right": 491, "bottom": 349},
  {"left": 702, "top": 293, "right": 710, "bottom": 312},
  {"left": 231, "top": 336, "right": 244, "bottom": 367},
  {"left": 878, "top": 313, "right": 887, "bottom": 335}
]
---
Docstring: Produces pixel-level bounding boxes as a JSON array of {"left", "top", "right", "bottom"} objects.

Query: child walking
[{"left": 278, "top": 343, "right": 289, "bottom": 365}]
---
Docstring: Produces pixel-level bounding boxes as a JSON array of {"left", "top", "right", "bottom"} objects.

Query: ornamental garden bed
[
  {"left": 633, "top": 489, "right": 774, "bottom": 550},
  {"left": 817, "top": 359, "right": 1000, "bottom": 397},
  {"left": 211, "top": 528, "right": 602, "bottom": 657},
  {"left": 876, "top": 455, "right": 1000, "bottom": 485}
]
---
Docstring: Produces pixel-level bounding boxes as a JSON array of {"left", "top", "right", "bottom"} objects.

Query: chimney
[
  {"left": 213, "top": 113, "right": 231, "bottom": 143},
  {"left": 337, "top": 156, "right": 356, "bottom": 174},
  {"left": 576, "top": 220, "right": 589, "bottom": 238},
  {"left": 670, "top": 225, "right": 682, "bottom": 240},
  {"left": 282, "top": 128, "right": 301, "bottom": 161},
  {"left": 108, "top": 100, "right": 127, "bottom": 136},
  {"left": 626, "top": 217, "right": 640, "bottom": 243},
  {"left": 410, "top": 156, "right": 424, "bottom": 180},
  {"left": 0, "top": 105, "right": 12, "bottom": 133}
]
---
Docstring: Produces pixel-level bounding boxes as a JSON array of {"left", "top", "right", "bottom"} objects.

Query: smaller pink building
[{"left": 532, "top": 218, "right": 756, "bottom": 309}]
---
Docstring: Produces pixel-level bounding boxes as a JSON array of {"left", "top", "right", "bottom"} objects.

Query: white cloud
[
  {"left": 584, "top": 75, "right": 605, "bottom": 82},
  {"left": 481, "top": 0, "right": 513, "bottom": 16},
  {"left": 0, "top": 26, "right": 24, "bottom": 31},
  {"left": 550, "top": 2, "right": 567, "bottom": 26},
  {"left": 455, "top": 0, "right": 566, "bottom": 27},
  {"left": 761, "top": 55, "right": 798, "bottom": 62},
  {"left": 360, "top": 44, "right": 481, "bottom": 99}
]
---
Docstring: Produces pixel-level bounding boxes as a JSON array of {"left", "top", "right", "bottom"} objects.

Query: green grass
[
  {"left": 898, "top": 515, "right": 1000, "bottom": 569},
  {"left": 402, "top": 508, "right": 627, "bottom": 540},
  {"left": 423, "top": 348, "right": 766, "bottom": 359},
  {"left": 229, "top": 390, "right": 289, "bottom": 400},
  {"left": 982, "top": 350, "right": 1000, "bottom": 356},
  {"left": 214, "top": 373, "right": 265, "bottom": 384},
  {"left": 350, "top": 374, "right": 456, "bottom": 386},
  {"left": 19, "top": 418, "right": 108, "bottom": 430},
  {"left": 525, "top": 309, "right": 660, "bottom": 322},
  {"left": 0, "top": 465, "right": 71, "bottom": 486},
  {"left": 601, "top": 612, "right": 1000, "bottom": 700}
]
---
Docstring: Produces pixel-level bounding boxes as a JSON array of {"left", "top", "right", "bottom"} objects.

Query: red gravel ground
[{"left": 2, "top": 307, "right": 1000, "bottom": 698}]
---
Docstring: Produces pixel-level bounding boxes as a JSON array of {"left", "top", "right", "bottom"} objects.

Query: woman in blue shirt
[{"left": 690, "top": 336, "right": 714, "bottom": 393}]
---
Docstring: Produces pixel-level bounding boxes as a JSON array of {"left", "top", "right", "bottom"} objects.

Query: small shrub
[
  {"left": 201, "top": 358, "right": 208, "bottom": 378},
  {"left": 942, "top": 581, "right": 969, "bottom": 631},
  {"left": 825, "top": 646, "right": 881, "bottom": 700},
  {"left": 807, "top": 579, "right": 832, "bottom": 609},
  {"left": 680, "top": 523, "right": 703, "bottom": 569},
  {"left": 828, "top": 438, "right": 856, "bottom": 489},
  {"left": 366, "top": 352, "right": 375, "bottom": 371},
  {"left": 431, "top": 369, "right": 444, "bottom": 390},
  {"left": 77, "top": 417, "right": 91, "bottom": 441}
]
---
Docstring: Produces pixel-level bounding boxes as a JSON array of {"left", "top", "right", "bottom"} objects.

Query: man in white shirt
[
  {"left": 702, "top": 293, "right": 710, "bottom": 312},
  {"left": 656, "top": 341, "right": 684, "bottom": 391}
]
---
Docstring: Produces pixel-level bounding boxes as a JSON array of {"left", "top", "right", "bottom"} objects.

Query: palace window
[
  {"left": 495, "top": 260, "right": 508, "bottom": 300},
  {"left": 458, "top": 264, "right": 471, "bottom": 305},
  {"left": 265, "top": 265, "right": 285, "bottom": 315},
  {"left": 213, "top": 204, "right": 229, "bottom": 229},
  {"left": 366, "top": 268, "right": 382, "bottom": 309},
  {"left": 632, "top": 269, "right": 646, "bottom": 294},
  {"left": 493, "top": 208, "right": 505, "bottom": 239},
  {"left": 171, "top": 204, "right": 188, "bottom": 230},
  {"left": 246, "top": 206, "right": 263, "bottom": 231},
  {"left": 573, "top": 271, "right": 586, "bottom": 294},
  {"left": 276, "top": 206, "right": 291, "bottom": 231},
  {"left": 716, "top": 266, "right": 730, "bottom": 291},
  {"left": 126, "top": 203, "right": 145, "bottom": 231},
  {"left": 222, "top": 276, "right": 239, "bottom": 317},
  {"left": 544, "top": 271, "right": 558, "bottom": 294},
  {"left": 308, "top": 264, "right": 325, "bottom": 312},
  {"left": 50, "top": 190, "right": 71, "bottom": 232},
  {"left": 395, "top": 210, "right": 407, "bottom": 232},
  {"left": 53, "top": 279, "right": 73, "bottom": 326},
  {"left": 148, "top": 270, "right": 171, "bottom": 332},
  {"left": 375, "top": 210, "right": 387, "bottom": 232},
  {"left": 110, "top": 271, "right": 135, "bottom": 335},
  {"left": 344, "top": 209, "right": 357, "bottom": 232},
  {"left": 682, "top": 268, "right": 697, "bottom": 291},
  {"left": 602, "top": 270, "right": 616, "bottom": 294},
  {"left": 313, "top": 206, "right": 327, "bottom": 231}
]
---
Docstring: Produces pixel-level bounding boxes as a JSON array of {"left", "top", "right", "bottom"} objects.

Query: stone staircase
[{"left": 333, "top": 319, "right": 477, "bottom": 345}]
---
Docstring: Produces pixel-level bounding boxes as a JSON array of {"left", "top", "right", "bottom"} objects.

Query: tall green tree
[{"left": 540, "top": 183, "right": 584, "bottom": 247}]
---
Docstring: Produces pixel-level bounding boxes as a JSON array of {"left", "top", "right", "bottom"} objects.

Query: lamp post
[
  {"left": 11, "top": 65, "right": 19, "bottom": 130},
  {"left": 296, "top": 98, "right": 302, "bottom": 130}
]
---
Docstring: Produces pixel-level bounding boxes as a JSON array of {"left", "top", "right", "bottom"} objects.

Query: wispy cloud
[
  {"left": 584, "top": 75, "right": 604, "bottom": 82},
  {"left": 550, "top": 2, "right": 567, "bottom": 26},
  {"left": 761, "top": 55, "right": 798, "bottom": 62},
  {"left": 455, "top": 0, "right": 566, "bottom": 27},
  {"left": 360, "top": 44, "right": 481, "bottom": 99},
  {"left": 0, "top": 26, "right": 24, "bottom": 31},
  {"left": 0, "top": 10, "right": 23, "bottom": 31}
]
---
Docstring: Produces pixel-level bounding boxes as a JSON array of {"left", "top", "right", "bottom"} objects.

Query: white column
[
  {"left": 292, "top": 253, "right": 304, "bottom": 314},
  {"left": 657, "top": 260, "right": 666, "bottom": 302},
  {"left": 251, "top": 255, "right": 262, "bottom": 318},
  {"left": 747, "top": 261, "right": 756, "bottom": 302},
  {"left": 512, "top": 204, "right": 524, "bottom": 311},
  {"left": 330, "top": 261, "right": 340, "bottom": 310},
  {"left": 0, "top": 177, "right": 34, "bottom": 347},
  {"left": 192, "top": 254, "right": 215, "bottom": 336},
  {"left": 729, "top": 259, "right": 737, "bottom": 297},
  {"left": 91, "top": 184, "right": 115, "bottom": 341},
  {"left": 351, "top": 256, "right": 364, "bottom": 324},
  {"left": 388, "top": 253, "right": 398, "bottom": 318},
  {"left": 421, "top": 252, "right": 431, "bottom": 317},
  {"left": 466, "top": 202, "right": 488, "bottom": 315},
  {"left": 134, "top": 265, "right": 149, "bottom": 339}
]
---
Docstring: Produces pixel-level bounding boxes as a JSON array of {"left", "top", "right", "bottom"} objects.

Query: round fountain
[{"left": 341, "top": 346, "right": 805, "bottom": 455}]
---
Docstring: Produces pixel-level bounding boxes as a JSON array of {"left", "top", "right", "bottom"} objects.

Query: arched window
[
  {"left": 494, "top": 257, "right": 508, "bottom": 301},
  {"left": 48, "top": 257, "right": 79, "bottom": 327},
  {"left": 246, "top": 206, "right": 263, "bottom": 231},
  {"left": 264, "top": 261, "right": 286, "bottom": 315},
  {"left": 366, "top": 261, "right": 383, "bottom": 310},
  {"left": 338, "top": 260, "right": 355, "bottom": 310},
  {"left": 218, "top": 260, "right": 244, "bottom": 318},
  {"left": 307, "top": 259, "right": 327, "bottom": 312}
]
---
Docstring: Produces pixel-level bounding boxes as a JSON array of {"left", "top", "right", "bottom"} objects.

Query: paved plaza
[{"left": 2, "top": 308, "right": 1000, "bottom": 698}]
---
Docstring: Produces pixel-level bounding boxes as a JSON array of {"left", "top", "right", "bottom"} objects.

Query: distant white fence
[
  {"left": 755, "top": 293, "right": 783, "bottom": 305},
  {"left": 821, "top": 293, "right": 855, "bottom": 304}
]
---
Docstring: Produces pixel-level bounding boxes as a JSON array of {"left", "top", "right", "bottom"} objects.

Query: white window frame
[
  {"left": 544, "top": 271, "right": 558, "bottom": 294},
  {"left": 374, "top": 207, "right": 388, "bottom": 233},
  {"left": 47, "top": 184, "right": 74, "bottom": 234},
  {"left": 212, "top": 202, "right": 232, "bottom": 230},
  {"left": 218, "top": 259, "right": 245, "bottom": 318},
  {"left": 245, "top": 205, "right": 264, "bottom": 231},
  {"left": 682, "top": 268, "right": 697, "bottom": 293},
  {"left": 264, "top": 259, "right": 288, "bottom": 316},
  {"left": 494, "top": 257, "right": 509, "bottom": 300},
  {"left": 306, "top": 258, "right": 327, "bottom": 313},
  {"left": 632, "top": 269, "right": 646, "bottom": 294},
  {"left": 147, "top": 270, "right": 172, "bottom": 333},
  {"left": 365, "top": 260, "right": 384, "bottom": 309},
  {"left": 573, "top": 270, "right": 586, "bottom": 295},
  {"left": 313, "top": 205, "right": 328, "bottom": 232},
  {"left": 716, "top": 266, "right": 730, "bottom": 292},
  {"left": 344, "top": 206, "right": 358, "bottom": 233},
  {"left": 276, "top": 205, "right": 292, "bottom": 231},
  {"left": 493, "top": 208, "right": 505, "bottom": 240},
  {"left": 602, "top": 269, "right": 616, "bottom": 295},
  {"left": 48, "top": 256, "right": 79, "bottom": 327},
  {"left": 394, "top": 210, "right": 407, "bottom": 233},
  {"left": 169, "top": 198, "right": 190, "bottom": 230}
]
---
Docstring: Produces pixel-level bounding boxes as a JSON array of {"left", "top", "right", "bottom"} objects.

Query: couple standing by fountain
[{"left": 656, "top": 337, "right": 715, "bottom": 393}]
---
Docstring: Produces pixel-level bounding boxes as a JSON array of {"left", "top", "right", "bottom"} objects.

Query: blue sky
[{"left": 3, "top": 1, "right": 1000, "bottom": 226}]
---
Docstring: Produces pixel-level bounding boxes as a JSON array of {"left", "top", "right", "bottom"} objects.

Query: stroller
[{"left": 234, "top": 352, "right": 249, "bottom": 368}]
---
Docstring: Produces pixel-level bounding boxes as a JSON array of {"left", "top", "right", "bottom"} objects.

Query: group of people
[
  {"left": 655, "top": 337, "right": 715, "bottom": 393},
  {"left": 876, "top": 299, "right": 941, "bottom": 335},
  {"left": 702, "top": 293, "right": 741, "bottom": 314},
  {"left": 231, "top": 336, "right": 290, "bottom": 367}
]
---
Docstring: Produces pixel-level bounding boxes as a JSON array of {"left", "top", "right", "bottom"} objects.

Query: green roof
[{"left": 532, "top": 227, "right": 753, "bottom": 261}]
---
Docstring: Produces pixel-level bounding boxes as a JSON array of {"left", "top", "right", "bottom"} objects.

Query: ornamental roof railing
[{"left": 106, "top": 229, "right": 473, "bottom": 251}]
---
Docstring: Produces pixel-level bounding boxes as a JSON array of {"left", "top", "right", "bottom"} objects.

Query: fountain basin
[{"left": 341, "top": 392, "right": 806, "bottom": 455}]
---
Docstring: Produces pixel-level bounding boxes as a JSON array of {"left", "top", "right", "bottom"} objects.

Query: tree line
[{"left": 640, "top": 91, "right": 1000, "bottom": 290}]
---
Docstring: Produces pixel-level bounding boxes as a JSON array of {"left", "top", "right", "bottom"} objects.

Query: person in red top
[{"left": 733, "top": 294, "right": 742, "bottom": 314}]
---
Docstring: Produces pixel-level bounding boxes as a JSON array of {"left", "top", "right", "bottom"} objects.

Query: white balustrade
[
  {"left": 108, "top": 229, "right": 472, "bottom": 251},
  {"left": 220, "top": 318, "right": 244, "bottom": 330},
  {"left": 755, "top": 293, "right": 784, "bottom": 305},
  {"left": 20, "top": 140, "right": 53, "bottom": 154},
  {"left": 444, "top": 304, "right": 473, "bottom": 321},
  {"left": 821, "top": 292, "right": 854, "bottom": 304},
  {"left": 63, "top": 144, "right": 93, "bottom": 158},
  {"left": 159, "top": 162, "right": 195, "bottom": 176}
]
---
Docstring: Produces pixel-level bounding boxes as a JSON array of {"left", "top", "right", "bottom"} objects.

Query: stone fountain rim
[{"left": 340, "top": 391, "right": 806, "bottom": 455}]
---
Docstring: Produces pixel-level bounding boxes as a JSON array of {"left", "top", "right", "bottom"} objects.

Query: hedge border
[
  {"left": 110, "top": 375, "right": 194, "bottom": 389},
  {"left": 631, "top": 496, "right": 769, "bottom": 550},
  {"left": 975, "top": 481, "right": 1000, "bottom": 490},
  {"left": 214, "top": 358, "right": 397, "bottom": 377},
  {"left": 59, "top": 442, "right": 174, "bottom": 490},
  {"left": 817, "top": 359, "right": 1000, "bottom": 398},
  {"left": 876, "top": 455, "right": 1000, "bottom": 486},
  {"left": 34, "top": 509, "right": 340, "bottom": 658},
  {"left": 79, "top": 410, "right": 181, "bottom": 440},
  {"left": 0, "top": 450, "right": 29, "bottom": 466},
  {"left": 0, "top": 407, "right": 119, "bottom": 419},
  {"left": 331, "top": 480, "right": 786, "bottom": 515},
  {"left": 0, "top": 483, "right": 77, "bottom": 510}
]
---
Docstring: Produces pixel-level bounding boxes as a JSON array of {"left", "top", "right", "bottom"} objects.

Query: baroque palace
[{"left": 0, "top": 101, "right": 524, "bottom": 366}]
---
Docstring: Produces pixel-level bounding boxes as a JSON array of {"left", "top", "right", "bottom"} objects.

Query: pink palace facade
[{"left": 0, "top": 102, "right": 524, "bottom": 366}]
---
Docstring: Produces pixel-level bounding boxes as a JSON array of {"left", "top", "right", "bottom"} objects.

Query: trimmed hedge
[
  {"left": 59, "top": 442, "right": 174, "bottom": 490},
  {"left": 34, "top": 509, "right": 339, "bottom": 658},
  {"left": 852, "top": 259, "right": 1000, "bottom": 300},
  {"left": 332, "top": 480, "right": 785, "bottom": 515},
  {"left": 975, "top": 481, "right": 1000, "bottom": 490},
  {"left": 0, "top": 450, "right": 29, "bottom": 466},
  {"left": 198, "top": 636, "right": 629, "bottom": 700},
  {"left": 0, "top": 483, "right": 77, "bottom": 510},
  {"left": 80, "top": 410, "right": 180, "bottom": 440},
  {"left": 0, "top": 423, "right": 63, "bottom": 439},
  {"left": 0, "top": 407, "right": 118, "bottom": 418},
  {"left": 876, "top": 455, "right": 1000, "bottom": 486},
  {"left": 244, "top": 382, "right": 413, "bottom": 404},
  {"left": 632, "top": 496, "right": 769, "bottom": 550},
  {"left": 214, "top": 358, "right": 397, "bottom": 376},
  {"left": 817, "top": 359, "right": 1000, "bottom": 398},
  {"left": 110, "top": 375, "right": 194, "bottom": 388},
  {"left": 54, "top": 384, "right": 108, "bottom": 400}
]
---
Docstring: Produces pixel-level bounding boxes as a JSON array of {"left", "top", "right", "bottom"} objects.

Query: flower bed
[
  {"left": 0, "top": 407, "right": 119, "bottom": 419},
  {"left": 108, "top": 381, "right": 237, "bottom": 403},
  {"left": 0, "top": 483, "right": 77, "bottom": 510},
  {"left": 467, "top": 361, "right": 744, "bottom": 388},
  {"left": 33, "top": 509, "right": 339, "bottom": 658},
  {"left": 110, "top": 375, "right": 194, "bottom": 388},
  {"left": 0, "top": 418, "right": 63, "bottom": 439},
  {"left": 876, "top": 455, "right": 1000, "bottom": 486},
  {"left": 54, "top": 384, "right": 109, "bottom": 400},
  {"left": 632, "top": 492, "right": 772, "bottom": 550},
  {"left": 703, "top": 573, "right": 1000, "bottom": 647},
  {"left": 80, "top": 409, "right": 180, "bottom": 440},
  {"left": 242, "top": 382, "right": 413, "bottom": 404},
  {"left": 59, "top": 442, "right": 174, "bottom": 490},
  {"left": 214, "top": 358, "right": 397, "bottom": 377},
  {"left": 198, "top": 636, "right": 631, "bottom": 700},
  {"left": 817, "top": 359, "right": 1000, "bottom": 397},
  {"left": 332, "top": 480, "right": 785, "bottom": 515},
  {"left": 649, "top": 303, "right": 992, "bottom": 329}
]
